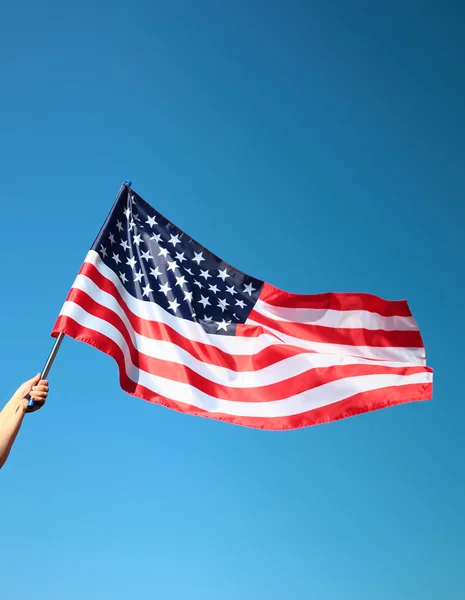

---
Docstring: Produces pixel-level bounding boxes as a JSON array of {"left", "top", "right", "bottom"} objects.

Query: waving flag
[{"left": 52, "top": 184, "right": 433, "bottom": 430}]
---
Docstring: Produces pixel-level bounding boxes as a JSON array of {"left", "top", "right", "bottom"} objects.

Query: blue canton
[{"left": 90, "top": 185, "right": 263, "bottom": 336}]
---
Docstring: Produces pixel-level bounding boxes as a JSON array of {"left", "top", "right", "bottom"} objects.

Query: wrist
[{"left": 9, "top": 394, "right": 28, "bottom": 415}]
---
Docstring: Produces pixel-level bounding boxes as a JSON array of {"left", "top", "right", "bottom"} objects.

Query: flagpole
[
  {"left": 27, "top": 333, "right": 65, "bottom": 409},
  {"left": 27, "top": 179, "right": 133, "bottom": 410}
]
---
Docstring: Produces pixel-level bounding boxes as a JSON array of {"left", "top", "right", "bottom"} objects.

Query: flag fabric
[{"left": 52, "top": 185, "right": 433, "bottom": 430}]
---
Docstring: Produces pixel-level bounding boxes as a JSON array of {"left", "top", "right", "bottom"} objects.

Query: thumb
[
  {"left": 29, "top": 373, "right": 41, "bottom": 385},
  {"left": 23, "top": 373, "right": 41, "bottom": 394}
]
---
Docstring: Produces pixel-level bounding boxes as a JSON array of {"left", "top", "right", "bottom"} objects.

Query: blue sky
[{"left": 1, "top": 1, "right": 464, "bottom": 598}]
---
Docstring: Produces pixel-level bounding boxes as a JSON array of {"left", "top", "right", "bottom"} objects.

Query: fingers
[
  {"left": 29, "top": 380, "right": 49, "bottom": 402},
  {"left": 30, "top": 391, "right": 47, "bottom": 401},
  {"left": 33, "top": 380, "right": 48, "bottom": 390}
]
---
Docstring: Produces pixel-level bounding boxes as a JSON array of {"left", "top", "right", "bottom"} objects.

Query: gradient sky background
[{"left": 1, "top": 1, "right": 464, "bottom": 599}]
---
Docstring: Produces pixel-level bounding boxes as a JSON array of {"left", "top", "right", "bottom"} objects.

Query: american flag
[{"left": 52, "top": 184, "right": 433, "bottom": 430}]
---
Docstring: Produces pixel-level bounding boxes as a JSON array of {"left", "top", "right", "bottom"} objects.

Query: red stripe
[
  {"left": 248, "top": 308, "right": 424, "bottom": 348},
  {"left": 78, "top": 262, "right": 422, "bottom": 373},
  {"left": 259, "top": 282, "right": 413, "bottom": 317},
  {"left": 71, "top": 262, "right": 318, "bottom": 372},
  {"left": 55, "top": 291, "right": 431, "bottom": 402},
  {"left": 52, "top": 318, "right": 432, "bottom": 430}
]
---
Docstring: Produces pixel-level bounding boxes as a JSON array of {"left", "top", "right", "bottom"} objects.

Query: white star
[
  {"left": 126, "top": 256, "right": 137, "bottom": 269},
  {"left": 141, "top": 249, "right": 153, "bottom": 261},
  {"left": 128, "top": 220, "right": 136, "bottom": 231},
  {"left": 243, "top": 282, "right": 256, "bottom": 295},
  {"left": 193, "top": 280, "right": 203, "bottom": 289},
  {"left": 168, "top": 234, "right": 181, "bottom": 247},
  {"left": 133, "top": 233, "right": 142, "bottom": 246},
  {"left": 200, "top": 269, "right": 211, "bottom": 280},
  {"left": 120, "top": 239, "right": 130, "bottom": 251},
  {"left": 159, "top": 282, "right": 171, "bottom": 296},
  {"left": 204, "top": 315, "right": 213, "bottom": 322},
  {"left": 208, "top": 283, "right": 220, "bottom": 294},
  {"left": 150, "top": 232, "right": 163, "bottom": 243},
  {"left": 193, "top": 252, "right": 205, "bottom": 265},
  {"left": 185, "top": 267, "right": 194, "bottom": 276},
  {"left": 226, "top": 285, "right": 237, "bottom": 296},
  {"left": 217, "top": 298, "right": 229, "bottom": 312},
  {"left": 235, "top": 299, "right": 246, "bottom": 308},
  {"left": 112, "top": 252, "right": 121, "bottom": 265},
  {"left": 146, "top": 215, "right": 157, "bottom": 227},
  {"left": 108, "top": 233, "right": 116, "bottom": 244},
  {"left": 175, "top": 275, "right": 187, "bottom": 288},
  {"left": 168, "top": 298, "right": 181, "bottom": 312},
  {"left": 119, "top": 271, "right": 128, "bottom": 283},
  {"left": 142, "top": 283, "right": 153, "bottom": 297},
  {"left": 199, "top": 295, "right": 211, "bottom": 308},
  {"left": 134, "top": 213, "right": 140, "bottom": 221},
  {"left": 123, "top": 207, "right": 131, "bottom": 219},
  {"left": 175, "top": 252, "right": 187, "bottom": 263},
  {"left": 116, "top": 220, "right": 123, "bottom": 232},
  {"left": 150, "top": 266, "right": 162, "bottom": 278},
  {"left": 167, "top": 260, "right": 178, "bottom": 272},
  {"left": 216, "top": 319, "right": 231, "bottom": 332},
  {"left": 99, "top": 244, "right": 107, "bottom": 258},
  {"left": 158, "top": 247, "right": 169, "bottom": 258},
  {"left": 134, "top": 270, "right": 143, "bottom": 283},
  {"left": 218, "top": 268, "right": 229, "bottom": 281},
  {"left": 184, "top": 290, "right": 194, "bottom": 303}
]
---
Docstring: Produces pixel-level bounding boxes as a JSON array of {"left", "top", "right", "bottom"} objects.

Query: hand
[{"left": 12, "top": 374, "right": 49, "bottom": 413}]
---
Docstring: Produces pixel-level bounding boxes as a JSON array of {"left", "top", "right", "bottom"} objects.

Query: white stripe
[
  {"left": 254, "top": 299, "right": 418, "bottom": 331},
  {"left": 246, "top": 319, "right": 426, "bottom": 365},
  {"left": 77, "top": 252, "right": 425, "bottom": 365},
  {"left": 77, "top": 251, "right": 283, "bottom": 356},
  {"left": 58, "top": 302, "right": 433, "bottom": 418},
  {"left": 60, "top": 286, "right": 422, "bottom": 388}
]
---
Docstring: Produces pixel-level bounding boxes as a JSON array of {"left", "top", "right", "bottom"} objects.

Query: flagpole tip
[{"left": 123, "top": 180, "right": 132, "bottom": 187}]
